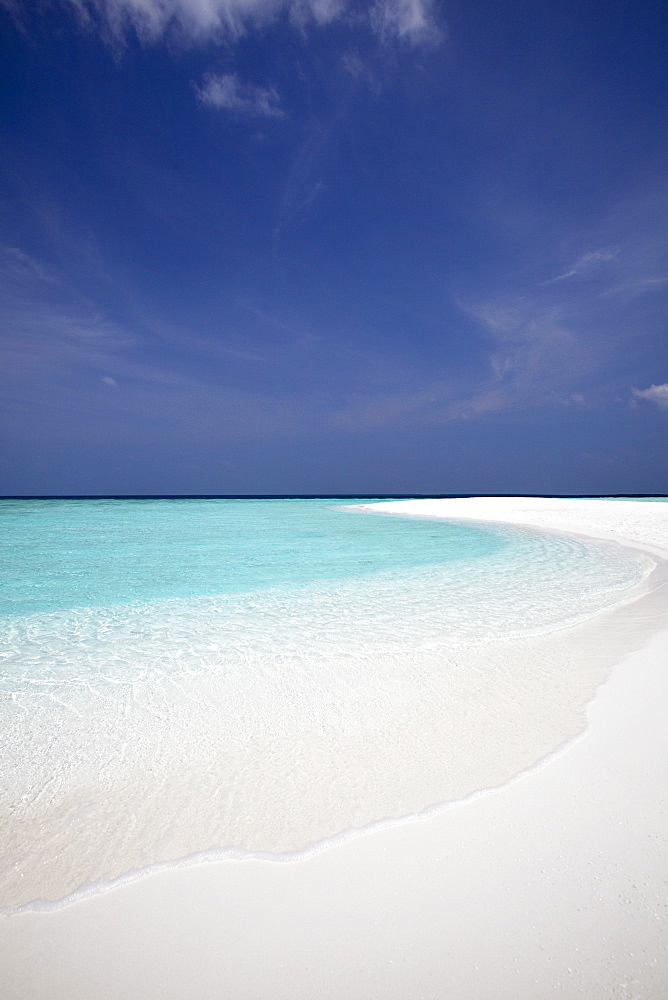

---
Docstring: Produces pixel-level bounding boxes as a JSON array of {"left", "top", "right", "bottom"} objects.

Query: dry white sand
[
  {"left": 357, "top": 495, "right": 668, "bottom": 558},
  {"left": 2, "top": 497, "right": 667, "bottom": 999}
]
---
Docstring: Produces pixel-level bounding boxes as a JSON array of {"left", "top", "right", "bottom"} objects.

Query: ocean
[{"left": 0, "top": 498, "right": 655, "bottom": 910}]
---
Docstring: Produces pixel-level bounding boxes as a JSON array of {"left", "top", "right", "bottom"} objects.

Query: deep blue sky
[{"left": 1, "top": 0, "right": 667, "bottom": 494}]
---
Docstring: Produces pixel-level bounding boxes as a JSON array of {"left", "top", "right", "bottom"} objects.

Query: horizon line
[{"left": 1, "top": 494, "right": 666, "bottom": 501}]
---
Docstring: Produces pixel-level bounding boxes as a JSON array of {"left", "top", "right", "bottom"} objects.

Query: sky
[{"left": 1, "top": 0, "right": 667, "bottom": 495}]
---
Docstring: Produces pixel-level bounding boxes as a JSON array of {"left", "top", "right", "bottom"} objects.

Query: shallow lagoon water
[
  {"left": 0, "top": 498, "right": 508, "bottom": 616},
  {"left": 0, "top": 499, "right": 654, "bottom": 910}
]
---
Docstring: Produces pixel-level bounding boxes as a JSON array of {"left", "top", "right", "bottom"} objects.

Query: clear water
[
  {"left": 0, "top": 498, "right": 655, "bottom": 911},
  {"left": 0, "top": 498, "right": 506, "bottom": 617},
  {"left": 599, "top": 496, "right": 668, "bottom": 502}
]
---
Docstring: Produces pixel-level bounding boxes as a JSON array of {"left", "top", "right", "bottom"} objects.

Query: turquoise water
[
  {"left": 0, "top": 499, "right": 505, "bottom": 617},
  {"left": 601, "top": 496, "right": 668, "bottom": 502},
  {"left": 0, "top": 498, "right": 656, "bottom": 911}
]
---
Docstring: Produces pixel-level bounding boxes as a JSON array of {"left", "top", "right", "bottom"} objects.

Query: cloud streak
[
  {"left": 196, "top": 72, "right": 282, "bottom": 117},
  {"left": 539, "top": 248, "right": 619, "bottom": 285},
  {"left": 0, "top": 245, "right": 60, "bottom": 286}
]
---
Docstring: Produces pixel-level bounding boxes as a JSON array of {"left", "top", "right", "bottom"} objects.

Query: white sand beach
[{"left": 2, "top": 497, "right": 667, "bottom": 1000}]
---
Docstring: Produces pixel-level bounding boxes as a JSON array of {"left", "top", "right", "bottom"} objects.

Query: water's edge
[{"left": 4, "top": 508, "right": 667, "bottom": 917}]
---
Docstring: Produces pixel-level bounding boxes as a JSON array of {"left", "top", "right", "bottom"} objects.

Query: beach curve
[{"left": 1, "top": 496, "right": 667, "bottom": 999}]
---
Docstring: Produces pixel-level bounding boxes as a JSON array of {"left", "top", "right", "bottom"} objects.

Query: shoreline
[
  {"left": 355, "top": 495, "right": 668, "bottom": 560},
  {"left": 5, "top": 518, "right": 666, "bottom": 917},
  {"left": 2, "top": 497, "right": 667, "bottom": 998}
]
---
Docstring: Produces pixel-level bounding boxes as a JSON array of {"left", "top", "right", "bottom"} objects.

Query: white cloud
[
  {"left": 632, "top": 383, "right": 668, "bottom": 408},
  {"left": 63, "top": 0, "right": 441, "bottom": 45},
  {"left": 67, "top": 0, "right": 280, "bottom": 43},
  {"left": 101, "top": 375, "right": 118, "bottom": 385},
  {"left": 196, "top": 72, "right": 282, "bottom": 116},
  {"left": 540, "top": 247, "right": 619, "bottom": 285},
  {"left": 371, "top": 0, "right": 442, "bottom": 46},
  {"left": 341, "top": 49, "right": 369, "bottom": 80},
  {"left": 289, "top": 0, "right": 347, "bottom": 29}
]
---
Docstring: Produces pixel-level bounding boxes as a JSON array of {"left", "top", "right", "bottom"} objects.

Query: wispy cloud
[
  {"left": 440, "top": 387, "right": 511, "bottom": 423},
  {"left": 539, "top": 247, "right": 619, "bottom": 285},
  {"left": 0, "top": 263, "right": 512, "bottom": 440},
  {"left": 632, "top": 383, "right": 668, "bottom": 408},
  {"left": 341, "top": 49, "right": 369, "bottom": 80},
  {"left": 466, "top": 299, "right": 586, "bottom": 388},
  {"left": 273, "top": 114, "right": 338, "bottom": 244},
  {"left": 0, "top": 244, "right": 60, "bottom": 286},
  {"left": 599, "top": 272, "right": 668, "bottom": 300},
  {"left": 454, "top": 212, "right": 667, "bottom": 421},
  {"left": 59, "top": 0, "right": 443, "bottom": 46},
  {"left": 66, "top": 0, "right": 283, "bottom": 43},
  {"left": 371, "top": 0, "right": 443, "bottom": 47},
  {"left": 289, "top": 0, "right": 348, "bottom": 30},
  {"left": 195, "top": 72, "right": 282, "bottom": 117}
]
